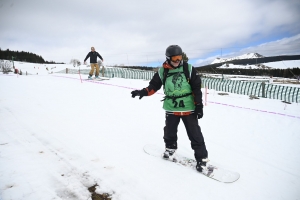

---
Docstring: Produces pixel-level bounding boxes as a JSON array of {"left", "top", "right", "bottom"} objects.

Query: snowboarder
[
  {"left": 84, "top": 47, "right": 104, "bottom": 79},
  {"left": 131, "top": 45, "right": 209, "bottom": 173}
]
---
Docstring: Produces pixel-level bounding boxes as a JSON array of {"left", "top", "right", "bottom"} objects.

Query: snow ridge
[{"left": 212, "top": 53, "right": 264, "bottom": 64}]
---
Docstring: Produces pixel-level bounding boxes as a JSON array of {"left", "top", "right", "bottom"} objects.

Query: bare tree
[
  {"left": 1, "top": 60, "right": 13, "bottom": 74},
  {"left": 70, "top": 59, "right": 81, "bottom": 67},
  {"left": 97, "top": 60, "right": 103, "bottom": 66}
]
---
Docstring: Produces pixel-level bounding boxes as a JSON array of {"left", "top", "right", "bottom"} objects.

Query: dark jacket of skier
[{"left": 84, "top": 51, "right": 103, "bottom": 63}]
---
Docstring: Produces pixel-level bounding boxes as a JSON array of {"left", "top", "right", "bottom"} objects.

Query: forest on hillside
[{"left": 0, "top": 48, "right": 64, "bottom": 64}]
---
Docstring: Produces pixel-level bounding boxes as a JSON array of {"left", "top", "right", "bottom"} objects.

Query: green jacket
[
  {"left": 143, "top": 61, "right": 203, "bottom": 113},
  {"left": 158, "top": 64, "right": 195, "bottom": 112}
]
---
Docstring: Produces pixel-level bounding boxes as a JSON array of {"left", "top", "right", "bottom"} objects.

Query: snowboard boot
[
  {"left": 88, "top": 75, "right": 93, "bottom": 80},
  {"left": 196, "top": 158, "right": 210, "bottom": 173},
  {"left": 95, "top": 76, "right": 100, "bottom": 79},
  {"left": 163, "top": 148, "right": 177, "bottom": 161}
]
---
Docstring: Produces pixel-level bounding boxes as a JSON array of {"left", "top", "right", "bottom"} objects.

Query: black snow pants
[{"left": 163, "top": 113, "right": 208, "bottom": 162}]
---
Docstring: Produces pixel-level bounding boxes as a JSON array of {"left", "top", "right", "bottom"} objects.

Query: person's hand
[
  {"left": 131, "top": 89, "right": 148, "bottom": 99},
  {"left": 84, "top": 61, "right": 86, "bottom": 65},
  {"left": 194, "top": 104, "right": 203, "bottom": 119}
]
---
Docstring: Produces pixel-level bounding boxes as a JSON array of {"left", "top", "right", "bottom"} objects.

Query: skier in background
[
  {"left": 84, "top": 47, "right": 104, "bottom": 79},
  {"left": 131, "top": 45, "right": 209, "bottom": 173}
]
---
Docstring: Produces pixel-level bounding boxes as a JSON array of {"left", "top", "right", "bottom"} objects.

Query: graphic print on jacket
[
  {"left": 169, "top": 72, "right": 185, "bottom": 92},
  {"left": 159, "top": 65, "right": 195, "bottom": 112}
]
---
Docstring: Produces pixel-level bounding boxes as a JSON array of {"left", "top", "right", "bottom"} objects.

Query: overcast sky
[{"left": 1, "top": 0, "right": 300, "bottom": 67}]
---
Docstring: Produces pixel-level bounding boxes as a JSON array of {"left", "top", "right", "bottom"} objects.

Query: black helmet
[
  {"left": 165, "top": 45, "right": 183, "bottom": 57},
  {"left": 165, "top": 45, "right": 183, "bottom": 68}
]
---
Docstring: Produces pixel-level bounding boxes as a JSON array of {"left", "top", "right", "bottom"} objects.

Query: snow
[
  {"left": 212, "top": 53, "right": 264, "bottom": 64},
  {"left": 218, "top": 60, "right": 300, "bottom": 70},
  {"left": 10, "top": 61, "right": 83, "bottom": 75},
  {"left": 1, "top": 62, "right": 300, "bottom": 200},
  {"left": 218, "top": 63, "right": 263, "bottom": 69},
  {"left": 211, "top": 53, "right": 300, "bottom": 70},
  {"left": 263, "top": 60, "right": 300, "bottom": 69}
]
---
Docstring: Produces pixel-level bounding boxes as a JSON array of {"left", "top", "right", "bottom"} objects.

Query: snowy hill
[
  {"left": 262, "top": 60, "right": 300, "bottom": 69},
  {"left": 2, "top": 60, "right": 75, "bottom": 75},
  {"left": 1, "top": 60, "right": 115, "bottom": 76},
  {"left": 217, "top": 60, "right": 300, "bottom": 69},
  {"left": 218, "top": 63, "right": 271, "bottom": 69},
  {"left": 0, "top": 69, "right": 300, "bottom": 199},
  {"left": 209, "top": 53, "right": 300, "bottom": 69},
  {"left": 212, "top": 53, "right": 264, "bottom": 64}
]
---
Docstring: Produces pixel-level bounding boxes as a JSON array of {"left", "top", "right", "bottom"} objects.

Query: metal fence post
[{"left": 262, "top": 82, "right": 266, "bottom": 98}]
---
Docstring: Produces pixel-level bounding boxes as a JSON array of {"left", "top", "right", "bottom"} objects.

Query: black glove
[
  {"left": 131, "top": 88, "right": 148, "bottom": 100},
  {"left": 194, "top": 104, "right": 203, "bottom": 119}
]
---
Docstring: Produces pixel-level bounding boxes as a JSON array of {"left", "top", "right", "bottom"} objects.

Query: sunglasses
[{"left": 171, "top": 55, "right": 183, "bottom": 62}]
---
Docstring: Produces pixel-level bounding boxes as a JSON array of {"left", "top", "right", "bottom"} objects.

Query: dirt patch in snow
[{"left": 88, "top": 184, "right": 112, "bottom": 200}]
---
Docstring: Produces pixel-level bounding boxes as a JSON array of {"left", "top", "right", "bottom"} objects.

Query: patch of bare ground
[{"left": 88, "top": 184, "right": 112, "bottom": 200}]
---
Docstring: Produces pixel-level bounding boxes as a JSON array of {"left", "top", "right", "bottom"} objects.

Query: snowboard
[
  {"left": 143, "top": 144, "right": 240, "bottom": 183},
  {"left": 85, "top": 77, "right": 109, "bottom": 81},
  {"left": 85, "top": 78, "right": 103, "bottom": 81}
]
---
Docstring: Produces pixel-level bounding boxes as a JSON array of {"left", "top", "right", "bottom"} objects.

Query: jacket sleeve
[
  {"left": 97, "top": 52, "right": 103, "bottom": 61},
  {"left": 190, "top": 67, "right": 203, "bottom": 106},
  {"left": 144, "top": 72, "right": 163, "bottom": 96},
  {"left": 84, "top": 52, "right": 90, "bottom": 62}
]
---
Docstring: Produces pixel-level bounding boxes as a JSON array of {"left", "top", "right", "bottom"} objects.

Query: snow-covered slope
[
  {"left": 4, "top": 60, "right": 82, "bottom": 75},
  {"left": 212, "top": 53, "right": 264, "bottom": 64},
  {"left": 217, "top": 60, "right": 300, "bottom": 69},
  {"left": 263, "top": 60, "right": 300, "bottom": 69},
  {"left": 0, "top": 70, "right": 299, "bottom": 200},
  {"left": 211, "top": 53, "right": 300, "bottom": 69},
  {"left": 218, "top": 63, "right": 271, "bottom": 69}
]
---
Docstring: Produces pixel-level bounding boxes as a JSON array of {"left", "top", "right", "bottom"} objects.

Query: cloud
[{"left": 1, "top": 0, "right": 300, "bottom": 66}]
